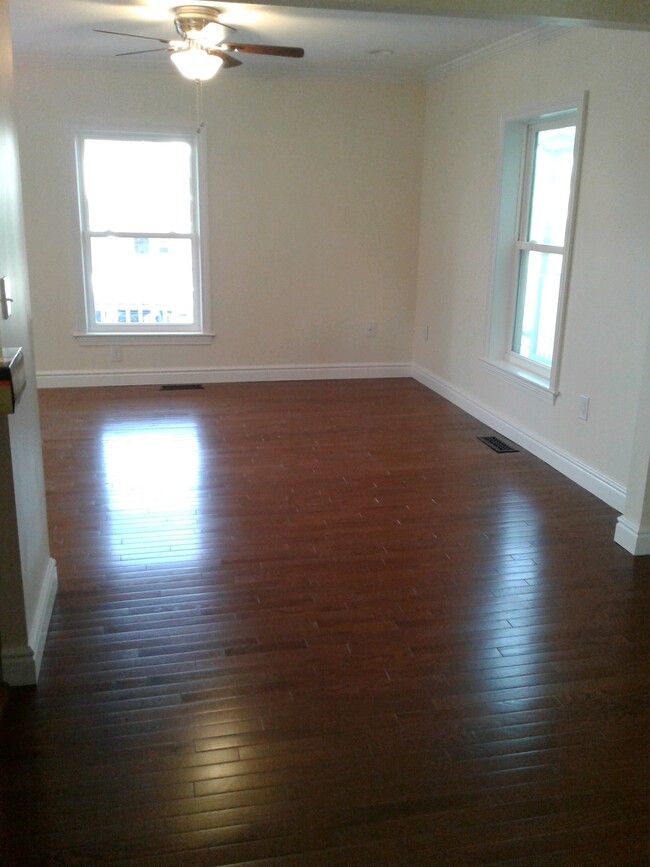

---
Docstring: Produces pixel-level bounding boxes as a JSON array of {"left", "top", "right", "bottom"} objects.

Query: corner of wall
[
  {"left": 2, "top": 557, "right": 57, "bottom": 685},
  {"left": 614, "top": 517, "right": 650, "bottom": 557}
]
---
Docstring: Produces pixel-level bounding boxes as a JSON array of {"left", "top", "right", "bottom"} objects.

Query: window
[
  {"left": 75, "top": 132, "right": 210, "bottom": 340},
  {"left": 484, "top": 96, "right": 586, "bottom": 401}
]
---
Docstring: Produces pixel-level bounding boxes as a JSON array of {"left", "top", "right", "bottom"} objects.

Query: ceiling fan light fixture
[
  {"left": 197, "top": 22, "right": 228, "bottom": 45},
  {"left": 174, "top": 7, "right": 226, "bottom": 43},
  {"left": 171, "top": 44, "right": 223, "bottom": 81}
]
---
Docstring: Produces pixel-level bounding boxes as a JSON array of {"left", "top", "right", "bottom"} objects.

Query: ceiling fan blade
[
  {"left": 115, "top": 48, "right": 170, "bottom": 57},
  {"left": 94, "top": 29, "right": 170, "bottom": 45},
  {"left": 222, "top": 42, "right": 304, "bottom": 58},
  {"left": 206, "top": 48, "right": 243, "bottom": 69}
]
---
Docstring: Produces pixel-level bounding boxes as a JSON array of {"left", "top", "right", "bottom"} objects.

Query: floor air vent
[
  {"left": 477, "top": 435, "right": 519, "bottom": 453},
  {"left": 160, "top": 384, "right": 204, "bottom": 391}
]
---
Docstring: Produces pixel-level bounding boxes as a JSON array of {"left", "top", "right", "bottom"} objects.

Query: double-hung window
[
  {"left": 485, "top": 97, "right": 586, "bottom": 401},
  {"left": 76, "top": 132, "right": 210, "bottom": 340}
]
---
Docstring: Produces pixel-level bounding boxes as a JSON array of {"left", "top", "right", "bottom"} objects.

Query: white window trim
[
  {"left": 74, "top": 333, "right": 214, "bottom": 346},
  {"left": 482, "top": 93, "right": 587, "bottom": 403},
  {"left": 74, "top": 128, "right": 213, "bottom": 342}
]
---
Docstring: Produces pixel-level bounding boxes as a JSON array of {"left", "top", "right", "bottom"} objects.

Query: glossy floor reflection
[
  {"left": 102, "top": 420, "right": 201, "bottom": 562},
  {"left": 1, "top": 379, "right": 648, "bottom": 866}
]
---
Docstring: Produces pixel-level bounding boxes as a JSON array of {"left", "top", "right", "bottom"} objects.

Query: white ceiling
[{"left": 7, "top": 1, "right": 566, "bottom": 81}]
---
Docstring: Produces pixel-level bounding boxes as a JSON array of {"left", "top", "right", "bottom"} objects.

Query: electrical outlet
[
  {"left": 110, "top": 345, "right": 122, "bottom": 363},
  {"left": 365, "top": 321, "right": 377, "bottom": 338},
  {"left": 578, "top": 394, "right": 589, "bottom": 420}
]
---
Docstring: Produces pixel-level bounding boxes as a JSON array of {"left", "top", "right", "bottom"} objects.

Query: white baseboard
[
  {"left": 35, "top": 360, "right": 627, "bottom": 513},
  {"left": 412, "top": 364, "right": 626, "bottom": 513},
  {"left": 2, "top": 557, "right": 58, "bottom": 686},
  {"left": 614, "top": 517, "right": 650, "bottom": 556},
  {"left": 36, "top": 362, "right": 411, "bottom": 389}
]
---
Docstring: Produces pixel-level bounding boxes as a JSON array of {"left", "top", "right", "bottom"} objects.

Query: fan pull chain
[{"left": 195, "top": 80, "right": 205, "bottom": 133}]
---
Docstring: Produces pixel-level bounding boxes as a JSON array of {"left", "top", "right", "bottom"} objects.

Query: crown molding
[
  {"left": 426, "top": 23, "right": 570, "bottom": 83},
  {"left": 252, "top": 1, "right": 650, "bottom": 30}
]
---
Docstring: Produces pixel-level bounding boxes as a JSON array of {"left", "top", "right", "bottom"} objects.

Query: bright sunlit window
[
  {"left": 511, "top": 121, "right": 576, "bottom": 367},
  {"left": 76, "top": 132, "right": 209, "bottom": 338},
  {"left": 484, "top": 96, "right": 586, "bottom": 401}
]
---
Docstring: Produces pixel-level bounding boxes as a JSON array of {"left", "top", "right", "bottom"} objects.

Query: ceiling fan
[{"left": 96, "top": 5, "right": 305, "bottom": 82}]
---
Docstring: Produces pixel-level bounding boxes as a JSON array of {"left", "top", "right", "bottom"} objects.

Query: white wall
[
  {"left": 13, "top": 64, "right": 424, "bottom": 378},
  {"left": 413, "top": 27, "right": 650, "bottom": 496},
  {"left": 0, "top": 0, "right": 56, "bottom": 684},
  {"left": 12, "top": 27, "right": 650, "bottom": 518}
]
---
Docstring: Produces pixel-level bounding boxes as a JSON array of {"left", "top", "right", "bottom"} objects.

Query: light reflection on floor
[
  {"left": 101, "top": 420, "right": 201, "bottom": 563},
  {"left": 474, "top": 488, "right": 549, "bottom": 702}
]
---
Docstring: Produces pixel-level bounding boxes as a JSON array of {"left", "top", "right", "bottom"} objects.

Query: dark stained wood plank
[{"left": 0, "top": 378, "right": 648, "bottom": 865}]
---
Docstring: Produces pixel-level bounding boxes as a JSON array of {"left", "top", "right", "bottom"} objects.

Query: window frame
[
  {"left": 483, "top": 94, "right": 587, "bottom": 403},
  {"left": 74, "top": 129, "right": 213, "bottom": 343}
]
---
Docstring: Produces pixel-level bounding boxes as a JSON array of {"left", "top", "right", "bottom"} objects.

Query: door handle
[{"left": 0, "top": 277, "right": 13, "bottom": 320}]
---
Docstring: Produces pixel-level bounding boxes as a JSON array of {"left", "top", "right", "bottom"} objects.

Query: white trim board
[
  {"left": 36, "top": 362, "right": 411, "bottom": 389},
  {"left": 426, "top": 25, "right": 569, "bottom": 83},
  {"left": 411, "top": 364, "right": 626, "bottom": 513},
  {"left": 614, "top": 517, "right": 650, "bottom": 556},
  {"left": 36, "top": 361, "right": 626, "bottom": 514},
  {"left": 2, "top": 557, "right": 58, "bottom": 686}
]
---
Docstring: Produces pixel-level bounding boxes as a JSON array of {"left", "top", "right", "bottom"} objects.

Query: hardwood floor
[{"left": 1, "top": 378, "right": 648, "bottom": 865}]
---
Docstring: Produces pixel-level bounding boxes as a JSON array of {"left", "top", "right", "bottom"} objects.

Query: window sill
[
  {"left": 481, "top": 357, "right": 558, "bottom": 404},
  {"left": 75, "top": 333, "right": 215, "bottom": 346}
]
